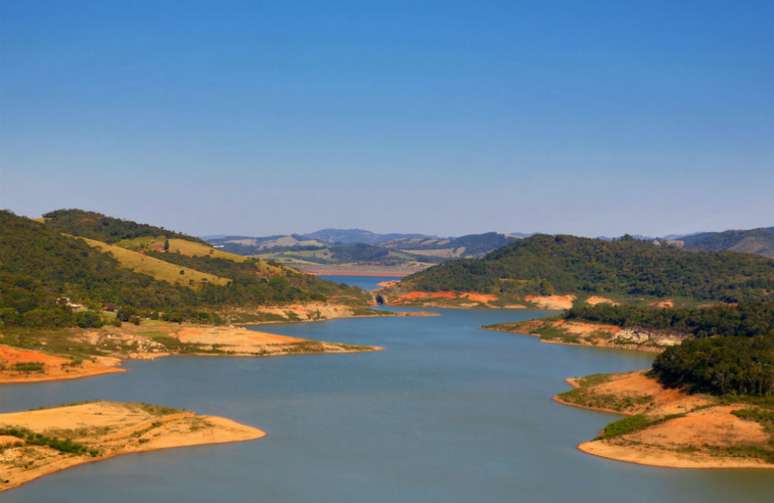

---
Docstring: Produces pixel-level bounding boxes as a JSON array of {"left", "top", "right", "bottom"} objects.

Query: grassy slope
[
  {"left": 79, "top": 238, "right": 230, "bottom": 288},
  {"left": 118, "top": 236, "right": 250, "bottom": 263}
]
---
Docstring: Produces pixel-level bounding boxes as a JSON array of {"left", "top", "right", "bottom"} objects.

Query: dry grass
[
  {"left": 80, "top": 237, "right": 230, "bottom": 288},
  {"left": 165, "top": 239, "right": 248, "bottom": 262}
]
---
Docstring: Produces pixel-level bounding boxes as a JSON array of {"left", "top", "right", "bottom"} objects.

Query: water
[
  {"left": 2, "top": 293, "right": 773, "bottom": 501},
  {"left": 320, "top": 275, "right": 389, "bottom": 291}
]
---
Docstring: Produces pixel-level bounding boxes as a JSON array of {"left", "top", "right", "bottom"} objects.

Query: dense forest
[
  {"left": 0, "top": 211, "right": 365, "bottom": 329},
  {"left": 566, "top": 301, "right": 774, "bottom": 396},
  {"left": 567, "top": 302, "right": 774, "bottom": 338},
  {"left": 42, "top": 209, "right": 207, "bottom": 244},
  {"left": 401, "top": 234, "right": 774, "bottom": 302},
  {"left": 651, "top": 336, "right": 774, "bottom": 396}
]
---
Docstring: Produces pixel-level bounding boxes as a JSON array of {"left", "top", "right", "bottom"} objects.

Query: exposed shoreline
[
  {"left": 483, "top": 318, "right": 683, "bottom": 354},
  {"left": 554, "top": 371, "right": 774, "bottom": 469},
  {"left": 0, "top": 302, "right": 408, "bottom": 386},
  {"left": 0, "top": 402, "right": 265, "bottom": 492}
]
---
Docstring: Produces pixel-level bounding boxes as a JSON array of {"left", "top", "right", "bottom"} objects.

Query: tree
[{"left": 163, "top": 238, "right": 170, "bottom": 252}]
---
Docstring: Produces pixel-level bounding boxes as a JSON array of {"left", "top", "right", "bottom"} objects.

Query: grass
[
  {"left": 708, "top": 445, "right": 774, "bottom": 464},
  {"left": 732, "top": 407, "right": 774, "bottom": 452},
  {"left": 12, "top": 362, "right": 44, "bottom": 373},
  {"left": 80, "top": 237, "right": 230, "bottom": 288},
  {"left": 166, "top": 238, "right": 249, "bottom": 263},
  {"left": 596, "top": 413, "right": 684, "bottom": 440},
  {"left": 133, "top": 402, "right": 183, "bottom": 416},
  {"left": 558, "top": 373, "right": 654, "bottom": 413},
  {"left": 531, "top": 325, "right": 579, "bottom": 344},
  {"left": 0, "top": 327, "right": 105, "bottom": 359},
  {"left": 559, "top": 387, "right": 653, "bottom": 412},
  {"left": 0, "top": 426, "right": 100, "bottom": 457},
  {"left": 597, "top": 414, "right": 655, "bottom": 439}
]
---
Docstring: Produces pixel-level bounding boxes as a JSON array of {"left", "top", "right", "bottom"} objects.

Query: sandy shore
[
  {"left": 0, "top": 317, "right": 383, "bottom": 386},
  {"left": 484, "top": 319, "right": 684, "bottom": 353},
  {"left": 0, "top": 345, "right": 124, "bottom": 385},
  {"left": 0, "top": 401, "right": 264, "bottom": 492},
  {"left": 555, "top": 371, "right": 774, "bottom": 469}
]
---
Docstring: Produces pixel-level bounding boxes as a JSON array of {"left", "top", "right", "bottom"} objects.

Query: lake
[{"left": 1, "top": 278, "right": 773, "bottom": 502}]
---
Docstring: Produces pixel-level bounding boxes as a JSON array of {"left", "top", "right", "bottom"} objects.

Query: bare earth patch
[
  {"left": 558, "top": 371, "right": 774, "bottom": 469},
  {"left": 0, "top": 345, "right": 123, "bottom": 384},
  {"left": 1, "top": 315, "right": 382, "bottom": 385},
  {"left": 585, "top": 296, "right": 618, "bottom": 306},
  {"left": 390, "top": 290, "right": 499, "bottom": 307},
  {"left": 484, "top": 319, "right": 684, "bottom": 353},
  {"left": 524, "top": 294, "right": 576, "bottom": 310},
  {"left": 0, "top": 401, "right": 264, "bottom": 492}
]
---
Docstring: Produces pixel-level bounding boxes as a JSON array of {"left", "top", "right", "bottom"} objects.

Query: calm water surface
[
  {"left": 321, "top": 275, "right": 388, "bottom": 291},
  {"left": 2, "top": 279, "right": 773, "bottom": 502}
]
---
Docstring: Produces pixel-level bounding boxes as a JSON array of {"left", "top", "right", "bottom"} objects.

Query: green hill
[
  {"left": 42, "top": 209, "right": 207, "bottom": 245},
  {"left": 0, "top": 211, "right": 368, "bottom": 329},
  {"left": 392, "top": 234, "right": 774, "bottom": 303}
]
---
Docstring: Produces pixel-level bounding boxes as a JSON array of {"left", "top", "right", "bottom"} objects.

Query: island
[{"left": 0, "top": 401, "right": 264, "bottom": 492}]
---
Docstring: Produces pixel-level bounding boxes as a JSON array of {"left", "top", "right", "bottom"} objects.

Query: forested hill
[
  {"left": 42, "top": 209, "right": 206, "bottom": 244},
  {"left": 0, "top": 211, "right": 367, "bottom": 328},
  {"left": 397, "top": 234, "right": 774, "bottom": 302}
]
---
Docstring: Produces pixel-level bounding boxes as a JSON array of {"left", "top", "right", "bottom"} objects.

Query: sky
[{"left": 2, "top": 1, "right": 773, "bottom": 238}]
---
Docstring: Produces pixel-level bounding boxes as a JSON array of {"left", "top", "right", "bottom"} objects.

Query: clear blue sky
[{"left": 2, "top": 1, "right": 773, "bottom": 237}]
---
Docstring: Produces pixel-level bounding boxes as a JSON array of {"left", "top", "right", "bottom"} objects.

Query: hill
[
  {"left": 79, "top": 237, "right": 231, "bottom": 288},
  {"left": 382, "top": 232, "right": 514, "bottom": 257},
  {"left": 299, "top": 228, "right": 432, "bottom": 245},
  {"left": 42, "top": 209, "right": 206, "bottom": 245},
  {"left": 675, "top": 227, "right": 774, "bottom": 258},
  {"left": 383, "top": 234, "right": 774, "bottom": 306},
  {"left": 205, "top": 231, "right": 515, "bottom": 275},
  {"left": 0, "top": 210, "right": 370, "bottom": 329}
]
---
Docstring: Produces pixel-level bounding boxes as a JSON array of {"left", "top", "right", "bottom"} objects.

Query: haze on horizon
[{"left": 2, "top": 1, "right": 773, "bottom": 238}]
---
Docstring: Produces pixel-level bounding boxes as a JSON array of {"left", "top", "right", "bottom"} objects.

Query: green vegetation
[
  {"left": 13, "top": 362, "right": 44, "bottom": 373},
  {"left": 80, "top": 238, "right": 230, "bottom": 288},
  {"left": 652, "top": 336, "right": 774, "bottom": 396},
  {"left": 400, "top": 234, "right": 774, "bottom": 303},
  {"left": 733, "top": 408, "right": 774, "bottom": 435},
  {"left": 596, "top": 414, "right": 660, "bottom": 440},
  {"left": 0, "top": 210, "right": 370, "bottom": 331},
  {"left": 133, "top": 402, "right": 183, "bottom": 416},
  {"left": 567, "top": 302, "right": 774, "bottom": 338},
  {"left": 551, "top": 301, "right": 774, "bottom": 397},
  {"left": 558, "top": 373, "right": 654, "bottom": 412},
  {"left": 0, "top": 426, "right": 100, "bottom": 457},
  {"left": 531, "top": 324, "right": 578, "bottom": 343},
  {"left": 42, "top": 209, "right": 205, "bottom": 245}
]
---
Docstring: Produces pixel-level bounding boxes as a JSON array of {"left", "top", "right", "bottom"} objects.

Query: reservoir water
[{"left": 1, "top": 277, "right": 773, "bottom": 502}]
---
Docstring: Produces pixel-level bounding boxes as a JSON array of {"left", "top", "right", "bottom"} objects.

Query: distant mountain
[
  {"left": 299, "top": 228, "right": 433, "bottom": 245},
  {"left": 204, "top": 230, "right": 516, "bottom": 272},
  {"left": 383, "top": 232, "right": 515, "bottom": 257},
  {"left": 674, "top": 227, "right": 774, "bottom": 258}
]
